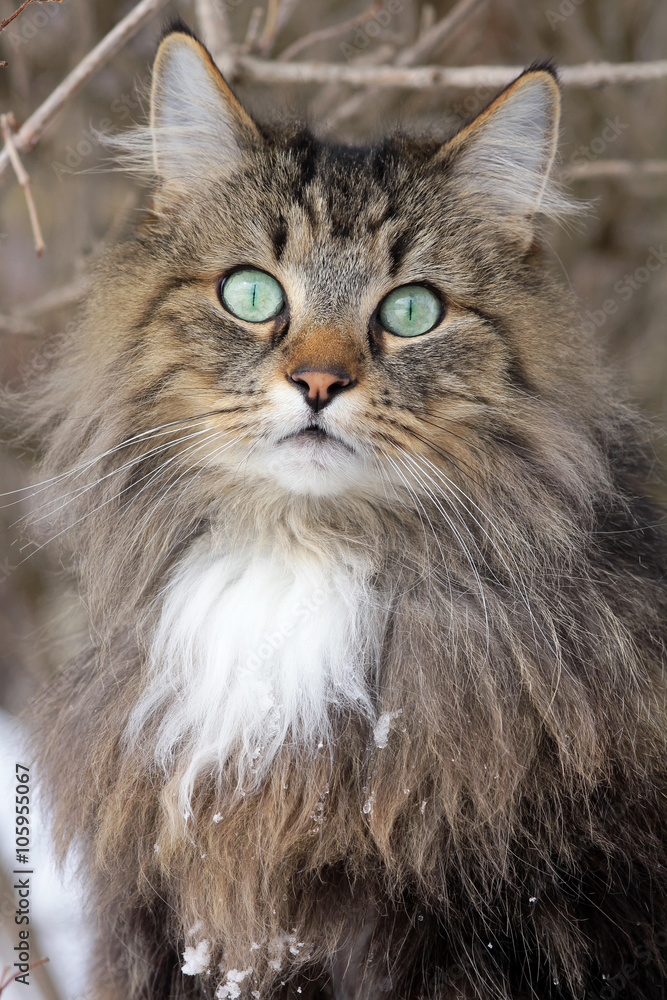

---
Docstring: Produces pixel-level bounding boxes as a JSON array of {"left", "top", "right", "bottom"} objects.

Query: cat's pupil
[
  {"left": 378, "top": 284, "right": 442, "bottom": 338},
  {"left": 220, "top": 267, "right": 284, "bottom": 323}
]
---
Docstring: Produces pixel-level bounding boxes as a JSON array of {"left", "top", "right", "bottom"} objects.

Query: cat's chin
[{"left": 248, "top": 432, "right": 379, "bottom": 498}]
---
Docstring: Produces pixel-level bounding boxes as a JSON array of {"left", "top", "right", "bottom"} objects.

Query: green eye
[
  {"left": 221, "top": 268, "right": 285, "bottom": 322},
  {"left": 377, "top": 284, "right": 442, "bottom": 337}
]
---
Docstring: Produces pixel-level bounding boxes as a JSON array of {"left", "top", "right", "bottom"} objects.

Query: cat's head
[{"left": 94, "top": 27, "right": 588, "bottom": 507}]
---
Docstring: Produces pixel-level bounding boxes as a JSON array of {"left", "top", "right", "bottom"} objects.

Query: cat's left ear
[
  {"left": 150, "top": 27, "right": 258, "bottom": 197},
  {"left": 440, "top": 68, "right": 567, "bottom": 245}
]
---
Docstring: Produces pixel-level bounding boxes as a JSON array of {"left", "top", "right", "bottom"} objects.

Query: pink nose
[{"left": 287, "top": 368, "right": 354, "bottom": 411}]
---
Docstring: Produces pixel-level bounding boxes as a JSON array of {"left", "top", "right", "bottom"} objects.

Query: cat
[{"left": 12, "top": 20, "right": 667, "bottom": 1000}]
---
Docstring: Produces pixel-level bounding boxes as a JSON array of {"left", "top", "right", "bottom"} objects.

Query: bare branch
[
  {"left": 395, "top": 0, "right": 487, "bottom": 66},
  {"left": 20, "top": 275, "right": 88, "bottom": 317},
  {"left": 241, "top": 6, "right": 265, "bottom": 54},
  {"left": 0, "top": 959, "right": 50, "bottom": 996},
  {"left": 563, "top": 159, "right": 667, "bottom": 180},
  {"left": 417, "top": 5, "right": 437, "bottom": 40},
  {"left": 195, "top": 0, "right": 231, "bottom": 54},
  {"left": 1, "top": 113, "right": 44, "bottom": 256},
  {"left": 0, "top": 314, "right": 38, "bottom": 333},
  {"left": 0, "top": 0, "right": 61, "bottom": 34},
  {"left": 1, "top": 0, "right": 34, "bottom": 33},
  {"left": 324, "top": 0, "right": 488, "bottom": 130},
  {"left": 274, "top": 0, "right": 301, "bottom": 36},
  {"left": 257, "top": 0, "right": 281, "bottom": 55},
  {"left": 0, "top": 0, "right": 170, "bottom": 178},
  {"left": 279, "top": 1, "right": 383, "bottom": 62},
  {"left": 0, "top": 275, "right": 87, "bottom": 333},
  {"left": 227, "top": 57, "right": 667, "bottom": 91}
]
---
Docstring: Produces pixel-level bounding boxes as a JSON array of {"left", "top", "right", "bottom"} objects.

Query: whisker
[
  {"left": 377, "top": 447, "right": 457, "bottom": 635},
  {"left": 24, "top": 424, "right": 218, "bottom": 529},
  {"left": 0, "top": 407, "right": 241, "bottom": 507},
  {"left": 109, "top": 432, "right": 241, "bottom": 587},
  {"left": 13, "top": 429, "right": 224, "bottom": 569},
  {"left": 396, "top": 445, "right": 561, "bottom": 674},
  {"left": 389, "top": 449, "right": 491, "bottom": 664},
  {"left": 116, "top": 426, "right": 251, "bottom": 571}
]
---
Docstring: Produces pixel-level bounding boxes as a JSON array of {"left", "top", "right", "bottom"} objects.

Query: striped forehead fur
[{"left": 107, "top": 34, "right": 572, "bottom": 230}]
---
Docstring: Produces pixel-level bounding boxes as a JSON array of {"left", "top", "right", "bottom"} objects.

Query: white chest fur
[{"left": 126, "top": 544, "right": 379, "bottom": 811}]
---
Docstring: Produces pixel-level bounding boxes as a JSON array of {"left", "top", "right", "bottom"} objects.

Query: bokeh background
[{"left": 0, "top": 0, "right": 665, "bottom": 996}]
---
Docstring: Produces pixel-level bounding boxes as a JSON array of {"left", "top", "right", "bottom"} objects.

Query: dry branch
[
  {"left": 279, "top": 0, "right": 383, "bottom": 62},
  {"left": 257, "top": 0, "right": 281, "bottom": 55},
  {"left": 194, "top": 0, "right": 231, "bottom": 55},
  {"left": 564, "top": 159, "right": 667, "bottom": 180},
  {"left": 227, "top": 57, "right": 667, "bottom": 90},
  {"left": 0, "top": 862, "right": 59, "bottom": 1000},
  {"left": 1, "top": 113, "right": 44, "bottom": 255},
  {"left": 0, "top": 0, "right": 170, "bottom": 178},
  {"left": 241, "top": 6, "right": 265, "bottom": 53},
  {"left": 0, "top": 959, "right": 50, "bottom": 997},
  {"left": 395, "top": 0, "right": 487, "bottom": 67},
  {"left": 325, "top": 0, "right": 487, "bottom": 128},
  {"left": 0, "top": 0, "right": 60, "bottom": 34}
]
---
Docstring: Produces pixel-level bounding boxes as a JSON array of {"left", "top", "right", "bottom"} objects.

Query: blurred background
[{"left": 0, "top": 0, "right": 665, "bottom": 997}]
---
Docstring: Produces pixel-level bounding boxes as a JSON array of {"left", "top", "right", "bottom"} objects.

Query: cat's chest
[{"left": 129, "top": 543, "right": 382, "bottom": 800}]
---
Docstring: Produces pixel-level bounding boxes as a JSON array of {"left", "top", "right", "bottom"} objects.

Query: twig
[
  {"left": 279, "top": 0, "right": 383, "bottom": 62},
  {"left": 0, "top": 0, "right": 170, "bottom": 178},
  {"left": 1, "top": 113, "right": 44, "bottom": 256},
  {"left": 418, "top": 4, "right": 437, "bottom": 40},
  {"left": 19, "top": 274, "right": 88, "bottom": 317},
  {"left": 0, "top": 0, "right": 33, "bottom": 32},
  {"left": 241, "top": 6, "right": 265, "bottom": 54},
  {"left": 274, "top": 0, "right": 300, "bottom": 35},
  {"left": 563, "top": 159, "right": 667, "bottom": 180},
  {"left": 0, "top": 959, "right": 50, "bottom": 996},
  {"left": 0, "top": 0, "right": 59, "bottom": 34},
  {"left": 257, "top": 0, "right": 281, "bottom": 55},
  {"left": 324, "top": 0, "right": 488, "bottom": 130},
  {"left": 226, "top": 57, "right": 667, "bottom": 90},
  {"left": 0, "top": 314, "right": 38, "bottom": 333},
  {"left": 194, "top": 0, "right": 231, "bottom": 55},
  {"left": 395, "top": 0, "right": 487, "bottom": 66}
]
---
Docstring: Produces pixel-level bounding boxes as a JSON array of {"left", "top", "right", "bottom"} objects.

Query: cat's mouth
[{"left": 279, "top": 425, "right": 355, "bottom": 453}]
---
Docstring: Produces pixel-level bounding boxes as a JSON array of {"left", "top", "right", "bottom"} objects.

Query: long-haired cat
[{"left": 13, "top": 22, "right": 667, "bottom": 1000}]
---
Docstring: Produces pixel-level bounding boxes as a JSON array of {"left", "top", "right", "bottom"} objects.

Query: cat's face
[{"left": 105, "top": 33, "right": 570, "bottom": 503}]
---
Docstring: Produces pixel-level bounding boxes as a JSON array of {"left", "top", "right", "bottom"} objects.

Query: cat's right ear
[{"left": 150, "top": 27, "right": 258, "bottom": 199}]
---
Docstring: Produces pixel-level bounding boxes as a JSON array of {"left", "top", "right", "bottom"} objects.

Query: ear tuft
[
  {"left": 158, "top": 17, "right": 201, "bottom": 45},
  {"left": 443, "top": 69, "right": 573, "bottom": 243}
]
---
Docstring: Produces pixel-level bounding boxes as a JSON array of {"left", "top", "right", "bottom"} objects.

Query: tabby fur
[{"left": 13, "top": 23, "right": 667, "bottom": 1000}]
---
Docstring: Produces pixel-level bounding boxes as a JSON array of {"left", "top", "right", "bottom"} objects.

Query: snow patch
[
  {"left": 373, "top": 710, "right": 402, "bottom": 749},
  {"left": 182, "top": 939, "right": 211, "bottom": 975},
  {"left": 268, "top": 933, "right": 304, "bottom": 970},
  {"left": 216, "top": 967, "right": 252, "bottom": 999}
]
